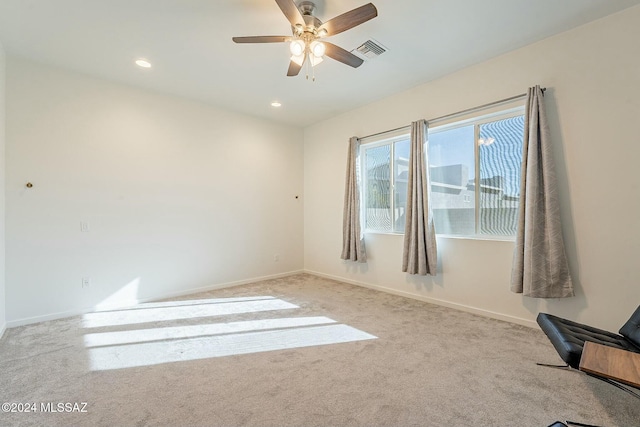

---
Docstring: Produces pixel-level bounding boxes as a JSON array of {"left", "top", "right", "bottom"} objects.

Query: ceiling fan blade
[
  {"left": 232, "top": 36, "right": 290, "bottom": 43},
  {"left": 275, "top": 0, "right": 305, "bottom": 27},
  {"left": 318, "top": 3, "right": 378, "bottom": 37},
  {"left": 324, "top": 43, "right": 364, "bottom": 68},
  {"left": 287, "top": 56, "right": 306, "bottom": 77}
]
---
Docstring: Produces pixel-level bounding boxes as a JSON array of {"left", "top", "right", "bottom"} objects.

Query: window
[
  {"left": 361, "top": 107, "right": 525, "bottom": 238},
  {"left": 362, "top": 136, "right": 410, "bottom": 233}
]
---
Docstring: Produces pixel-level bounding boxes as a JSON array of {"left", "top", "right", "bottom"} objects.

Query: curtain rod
[
  {"left": 360, "top": 124, "right": 411, "bottom": 141},
  {"left": 359, "top": 88, "right": 545, "bottom": 141}
]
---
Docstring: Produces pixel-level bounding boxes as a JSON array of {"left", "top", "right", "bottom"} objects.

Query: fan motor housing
[
  {"left": 298, "top": 1, "right": 317, "bottom": 16},
  {"left": 298, "top": 1, "right": 322, "bottom": 29}
]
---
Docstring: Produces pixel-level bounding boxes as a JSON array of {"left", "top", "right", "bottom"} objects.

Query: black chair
[
  {"left": 537, "top": 305, "right": 640, "bottom": 399},
  {"left": 537, "top": 305, "right": 640, "bottom": 370}
]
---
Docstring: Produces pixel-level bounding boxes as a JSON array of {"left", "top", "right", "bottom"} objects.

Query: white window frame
[
  {"left": 428, "top": 106, "right": 525, "bottom": 240},
  {"left": 360, "top": 133, "right": 410, "bottom": 235},
  {"left": 360, "top": 105, "right": 526, "bottom": 240}
]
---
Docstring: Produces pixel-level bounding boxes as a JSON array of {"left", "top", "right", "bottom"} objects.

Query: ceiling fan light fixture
[
  {"left": 310, "top": 41, "right": 325, "bottom": 58},
  {"left": 232, "top": 0, "right": 379, "bottom": 77},
  {"left": 309, "top": 54, "right": 323, "bottom": 67},
  {"left": 290, "top": 54, "right": 305, "bottom": 66},
  {"left": 289, "top": 39, "right": 305, "bottom": 56}
]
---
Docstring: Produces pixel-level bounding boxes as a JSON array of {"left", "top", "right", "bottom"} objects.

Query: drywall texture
[
  {"left": 304, "top": 6, "right": 640, "bottom": 332},
  {"left": 6, "top": 58, "right": 304, "bottom": 325},
  {"left": 0, "top": 42, "right": 6, "bottom": 336}
]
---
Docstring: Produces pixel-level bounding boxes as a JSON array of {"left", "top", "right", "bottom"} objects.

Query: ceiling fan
[{"left": 232, "top": 0, "right": 378, "bottom": 78}]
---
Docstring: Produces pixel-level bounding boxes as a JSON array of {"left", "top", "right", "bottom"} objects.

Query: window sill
[
  {"left": 364, "top": 230, "right": 515, "bottom": 243},
  {"left": 437, "top": 234, "right": 515, "bottom": 243},
  {"left": 364, "top": 230, "right": 403, "bottom": 236}
]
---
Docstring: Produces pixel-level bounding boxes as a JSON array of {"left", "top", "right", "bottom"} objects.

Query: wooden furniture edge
[{"left": 579, "top": 341, "right": 640, "bottom": 389}]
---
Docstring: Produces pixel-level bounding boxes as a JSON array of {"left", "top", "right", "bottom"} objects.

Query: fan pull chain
[{"left": 303, "top": 53, "right": 316, "bottom": 82}]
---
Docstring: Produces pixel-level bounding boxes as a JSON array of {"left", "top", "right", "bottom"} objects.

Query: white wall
[
  {"left": 304, "top": 6, "right": 640, "bottom": 331},
  {"left": 0, "top": 42, "right": 6, "bottom": 337},
  {"left": 6, "top": 57, "right": 304, "bottom": 325}
]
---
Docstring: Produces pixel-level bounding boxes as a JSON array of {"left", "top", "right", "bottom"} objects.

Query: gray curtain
[
  {"left": 402, "top": 120, "right": 437, "bottom": 275},
  {"left": 511, "top": 86, "right": 573, "bottom": 298},
  {"left": 341, "top": 137, "right": 367, "bottom": 262}
]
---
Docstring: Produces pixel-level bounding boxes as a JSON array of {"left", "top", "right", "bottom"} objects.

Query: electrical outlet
[
  {"left": 82, "top": 277, "right": 91, "bottom": 288},
  {"left": 80, "top": 221, "right": 90, "bottom": 232}
]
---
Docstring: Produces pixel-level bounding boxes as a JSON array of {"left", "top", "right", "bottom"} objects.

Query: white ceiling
[{"left": 1, "top": 0, "right": 639, "bottom": 127}]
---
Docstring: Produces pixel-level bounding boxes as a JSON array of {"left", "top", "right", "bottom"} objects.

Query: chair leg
[
  {"left": 536, "top": 362, "right": 572, "bottom": 370},
  {"left": 585, "top": 373, "right": 640, "bottom": 400},
  {"left": 565, "top": 421, "right": 604, "bottom": 427},
  {"left": 536, "top": 361, "right": 640, "bottom": 399}
]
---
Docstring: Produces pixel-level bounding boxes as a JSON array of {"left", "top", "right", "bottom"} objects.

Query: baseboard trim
[
  {"left": 6, "top": 269, "right": 536, "bottom": 329},
  {"left": 304, "top": 269, "right": 538, "bottom": 329},
  {"left": 6, "top": 270, "right": 305, "bottom": 328}
]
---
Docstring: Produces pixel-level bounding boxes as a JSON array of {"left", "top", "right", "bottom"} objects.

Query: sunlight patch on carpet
[
  {"left": 82, "top": 296, "right": 378, "bottom": 371},
  {"left": 83, "top": 316, "right": 337, "bottom": 347},
  {"left": 82, "top": 298, "right": 298, "bottom": 328},
  {"left": 93, "top": 296, "right": 277, "bottom": 313},
  {"left": 87, "top": 324, "right": 377, "bottom": 370}
]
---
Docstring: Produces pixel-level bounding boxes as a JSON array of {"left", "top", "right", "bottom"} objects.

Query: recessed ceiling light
[
  {"left": 271, "top": 101, "right": 282, "bottom": 107},
  {"left": 135, "top": 59, "right": 152, "bottom": 68}
]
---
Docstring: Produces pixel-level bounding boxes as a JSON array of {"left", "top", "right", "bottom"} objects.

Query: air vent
[{"left": 354, "top": 39, "right": 387, "bottom": 59}]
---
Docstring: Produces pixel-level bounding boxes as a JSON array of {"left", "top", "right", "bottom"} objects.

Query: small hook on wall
[{"left": 26, "top": 182, "right": 33, "bottom": 188}]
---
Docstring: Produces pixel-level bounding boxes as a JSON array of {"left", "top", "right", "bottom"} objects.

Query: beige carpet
[{"left": 1, "top": 274, "right": 638, "bottom": 427}]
